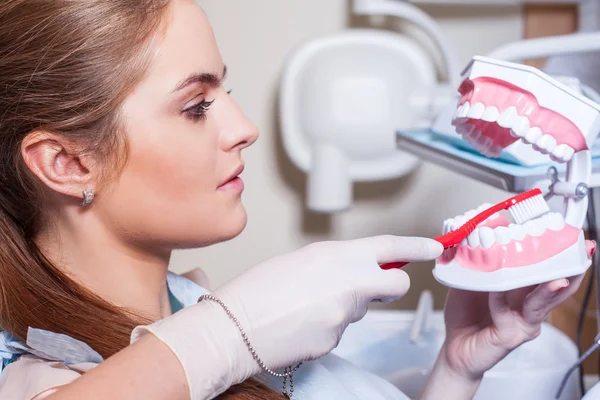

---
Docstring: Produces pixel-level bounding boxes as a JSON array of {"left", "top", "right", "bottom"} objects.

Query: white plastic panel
[{"left": 279, "top": 29, "right": 438, "bottom": 212}]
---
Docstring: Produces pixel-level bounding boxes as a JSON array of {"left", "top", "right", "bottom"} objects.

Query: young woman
[{"left": 0, "top": 1, "right": 585, "bottom": 399}]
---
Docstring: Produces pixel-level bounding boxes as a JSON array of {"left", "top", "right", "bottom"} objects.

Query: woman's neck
[{"left": 36, "top": 212, "right": 173, "bottom": 321}]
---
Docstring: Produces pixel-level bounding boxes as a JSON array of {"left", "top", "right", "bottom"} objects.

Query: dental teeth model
[{"left": 434, "top": 56, "right": 600, "bottom": 292}]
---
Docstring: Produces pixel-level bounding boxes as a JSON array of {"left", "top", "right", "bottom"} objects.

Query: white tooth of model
[
  {"left": 479, "top": 227, "right": 495, "bottom": 249},
  {"left": 467, "top": 231, "right": 480, "bottom": 248},
  {"left": 467, "top": 102, "right": 485, "bottom": 119},
  {"left": 552, "top": 145, "right": 567, "bottom": 162},
  {"left": 509, "top": 224, "right": 527, "bottom": 241},
  {"left": 494, "top": 226, "right": 512, "bottom": 245},
  {"left": 457, "top": 123, "right": 475, "bottom": 136},
  {"left": 537, "top": 135, "right": 557, "bottom": 153},
  {"left": 524, "top": 219, "right": 545, "bottom": 237},
  {"left": 459, "top": 102, "right": 471, "bottom": 118},
  {"left": 442, "top": 220, "right": 450, "bottom": 234},
  {"left": 498, "top": 107, "right": 517, "bottom": 128},
  {"left": 512, "top": 116, "right": 530, "bottom": 138},
  {"left": 524, "top": 127, "right": 542, "bottom": 144},
  {"left": 482, "top": 106, "right": 500, "bottom": 122},
  {"left": 547, "top": 213, "right": 566, "bottom": 231}
]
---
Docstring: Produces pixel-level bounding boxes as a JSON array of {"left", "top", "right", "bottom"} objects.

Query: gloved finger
[
  {"left": 356, "top": 235, "right": 444, "bottom": 264},
  {"left": 349, "top": 303, "right": 369, "bottom": 324},
  {"left": 366, "top": 268, "right": 411, "bottom": 303}
]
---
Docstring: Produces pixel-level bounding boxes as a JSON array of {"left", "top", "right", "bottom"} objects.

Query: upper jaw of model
[
  {"left": 439, "top": 203, "right": 581, "bottom": 272},
  {"left": 451, "top": 56, "right": 600, "bottom": 162}
]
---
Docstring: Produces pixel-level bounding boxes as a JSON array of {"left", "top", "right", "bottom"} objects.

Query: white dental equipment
[
  {"left": 279, "top": 0, "right": 458, "bottom": 213},
  {"left": 279, "top": 30, "right": 430, "bottom": 213}
]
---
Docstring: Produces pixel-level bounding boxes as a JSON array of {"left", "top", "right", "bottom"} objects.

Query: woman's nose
[{"left": 219, "top": 93, "right": 259, "bottom": 151}]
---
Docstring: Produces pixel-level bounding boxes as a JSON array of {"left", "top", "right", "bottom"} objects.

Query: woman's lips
[
  {"left": 218, "top": 176, "right": 244, "bottom": 192},
  {"left": 218, "top": 164, "right": 245, "bottom": 192}
]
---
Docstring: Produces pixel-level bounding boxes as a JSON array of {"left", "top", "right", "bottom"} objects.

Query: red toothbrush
[{"left": 380, "top": 189, "right": 550, "bottom": 270}]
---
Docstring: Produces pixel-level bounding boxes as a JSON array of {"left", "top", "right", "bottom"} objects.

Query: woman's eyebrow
[{"left": 172, "top": 65, "right": 227, "bottom": 92}]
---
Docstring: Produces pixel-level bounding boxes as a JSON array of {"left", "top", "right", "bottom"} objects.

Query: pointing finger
[{"left": 355, "top": 235, "right": 443, "bottom": 264}]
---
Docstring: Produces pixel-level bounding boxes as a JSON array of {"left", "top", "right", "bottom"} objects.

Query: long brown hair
[{"left": 0, "top": 1, "right": 279, "bottom": 398}]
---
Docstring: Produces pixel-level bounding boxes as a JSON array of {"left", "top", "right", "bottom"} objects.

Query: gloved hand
[{"left": 131, "top": 235, "right": 442, "bottom": 400}]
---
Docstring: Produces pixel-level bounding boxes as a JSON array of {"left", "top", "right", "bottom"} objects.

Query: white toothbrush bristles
[{"left": 509, "top": 194, "right": 551, "bottom": 225}]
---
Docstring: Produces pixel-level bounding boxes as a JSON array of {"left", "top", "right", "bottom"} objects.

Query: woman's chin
[
  {"left": 226, "top": 210, "right": 248, "bottom": 239},
  {"left": 173, "top": 205, "right": 248, "bottom": 249},
  {"left": 215, "top": 205, "right": 248, "bottom": 241}
]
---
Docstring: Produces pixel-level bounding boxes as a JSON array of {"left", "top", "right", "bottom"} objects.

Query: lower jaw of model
[
  {"left": 435, "top": 60, "right": 599, "bottom": 291},
  {"left": 435, "top": 203, "right": 595, "bottom": 291}
]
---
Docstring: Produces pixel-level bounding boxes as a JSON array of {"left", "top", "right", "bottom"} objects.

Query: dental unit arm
[
  {"left": 353, "top": 0, "right": 460, "bottom": 90},
  {"left": 487, "top": 31, "right": 600, "bottom": 65},
  {"left": 353, "top": 0, "right": 464, "bottom": 124},
  {"left": 548, "top": 150, "right": 591, "bottom": 230}
]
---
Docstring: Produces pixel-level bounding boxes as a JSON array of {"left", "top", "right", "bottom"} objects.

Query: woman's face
[{"left": 99, "top": 0, "right": 258, "bottom": 250}]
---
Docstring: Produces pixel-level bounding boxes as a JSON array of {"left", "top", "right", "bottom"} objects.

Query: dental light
[{"left": 279, "top": 0, "right": 458, "bottom": 213}]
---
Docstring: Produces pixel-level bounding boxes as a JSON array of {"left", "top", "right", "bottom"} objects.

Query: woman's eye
[{"left": 182, "top": 98, "right": 215, "bottom": 122}]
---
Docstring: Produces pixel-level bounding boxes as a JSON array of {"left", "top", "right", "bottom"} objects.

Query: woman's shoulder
[{"left": 0, "top": 354, "right": 95, "bottom": 399}]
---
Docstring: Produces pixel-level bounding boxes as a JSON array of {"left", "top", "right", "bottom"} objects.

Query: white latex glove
[{"left": 131, "top": 235, "right": 442, "bottom": 400}]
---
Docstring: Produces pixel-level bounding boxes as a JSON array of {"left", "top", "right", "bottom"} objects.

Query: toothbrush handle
[{"left": 380, "top": 261, "right": 409, "bottom": 270}]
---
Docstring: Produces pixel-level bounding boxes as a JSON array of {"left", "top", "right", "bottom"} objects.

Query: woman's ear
[{"left": 21, "top": 131, "right": 94, "bottom": 202}]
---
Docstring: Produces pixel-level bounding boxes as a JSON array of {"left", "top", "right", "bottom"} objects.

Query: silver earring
[{"left": 80, "top": 189, "right": 94, "bottom": 207}]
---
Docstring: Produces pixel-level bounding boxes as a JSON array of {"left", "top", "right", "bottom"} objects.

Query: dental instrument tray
[
  {"left": 396, "top": 129, "right": 600, "bottom": 193},
  {"left": 404, "top": 55, "right": 600, "bottom": 292}
]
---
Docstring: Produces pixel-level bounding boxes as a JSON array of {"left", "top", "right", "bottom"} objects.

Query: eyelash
[
  {"left": 183, "top": 99, "right": 214, "bottom": 122},
  {"left": 182, "top": 90, "right": 233, "bottom": 123}
]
